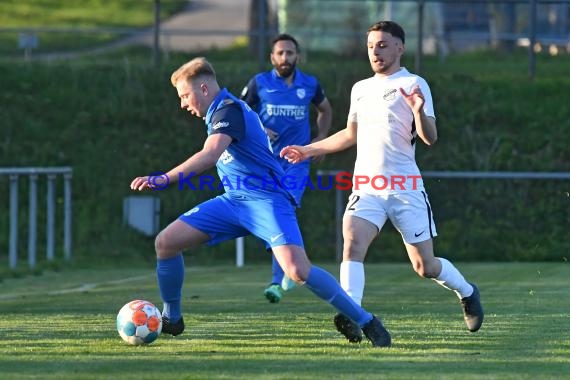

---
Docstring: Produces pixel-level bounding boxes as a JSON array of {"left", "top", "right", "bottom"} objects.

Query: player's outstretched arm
[
  {"left": 281, "top": 122, "right": 357, "bottom": 164},
  {"left": 130, "top": 133, "right": 232, "bottom": 191}
]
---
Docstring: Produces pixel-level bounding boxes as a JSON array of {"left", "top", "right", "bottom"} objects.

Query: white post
[
  {"left": 28, "top": 174, "right": 38, "bottom": 269},
  {"left": 9, "top": 174, "right": 19, "bottom": 269},
  {"left": 236, "top": 237, "right": 244, "bottom": 267}
]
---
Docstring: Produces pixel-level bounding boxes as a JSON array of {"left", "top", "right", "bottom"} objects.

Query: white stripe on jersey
[{"left": 348, "top": 68, "right": 435, "bottom": 195}]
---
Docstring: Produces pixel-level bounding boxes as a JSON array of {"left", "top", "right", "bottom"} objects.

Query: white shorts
[{"left": 344, "top": 191, "right": 437, "bottom": 244}]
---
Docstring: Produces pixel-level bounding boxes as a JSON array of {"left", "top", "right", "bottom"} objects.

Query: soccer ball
[{"left": 116, "top": 299, "right": 162, "bottom": 345}]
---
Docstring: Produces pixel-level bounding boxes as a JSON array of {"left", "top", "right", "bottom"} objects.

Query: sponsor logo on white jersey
[{"left": 383, "top": 88, "right": 397, "bottom": 101}]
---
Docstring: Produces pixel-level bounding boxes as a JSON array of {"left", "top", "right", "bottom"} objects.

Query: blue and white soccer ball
[{"left": 116, "top": 299, "right": 162, "bottom": 345}]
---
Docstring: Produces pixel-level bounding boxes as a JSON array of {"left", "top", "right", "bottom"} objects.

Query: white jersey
[{"left": 348, "top": 67, "right": 435, "bottom": 195}]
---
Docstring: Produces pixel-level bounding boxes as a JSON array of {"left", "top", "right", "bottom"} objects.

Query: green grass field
[{"left": 1, "top": 262, "right": 568, "bottom": 379}]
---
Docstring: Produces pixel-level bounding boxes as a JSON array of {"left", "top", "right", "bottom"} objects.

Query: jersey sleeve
[
  {"left": 239, "top": 77, "right": 260, "bottom": 110},
  {"left": 418, "top": 77, "right": 435, "bottom": 119},
  {"left": 347, "top": 83, "right": 358, "bottom": 123},
  {"left": 311, "top": 82, "right": 326, "bottom": 106},
  {"left": 210, "top": 103, "right": 246, "bottom": 142}
]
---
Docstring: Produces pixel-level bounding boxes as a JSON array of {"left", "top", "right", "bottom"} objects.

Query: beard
[
  {"left": 275, "top": 62, "right": 296, "bottom": 78},
  {"left": 371, "top": 55, "right": 399, "bottom": 75}
]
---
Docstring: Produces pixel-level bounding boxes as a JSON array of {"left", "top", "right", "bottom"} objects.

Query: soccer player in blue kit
[
  {"left": 241, "top": 34, "right": 332, "bottom": 303},
  {"left": 130, "top": 57, "right": 391, "bottom": 347}
]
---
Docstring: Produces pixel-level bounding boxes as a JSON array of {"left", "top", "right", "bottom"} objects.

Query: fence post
[
  {"left": 9, "top": 174, "right": 19, "bottom": 269},
  {"left": 257, "top": 0, "right": 267, "bottom": 71},
  {"left": 528, "top": 0, "right": 538, "bottom": 80},
  {"left": 236, "top": 237, "right": 245, "bottom": 267},
  {"left": 64, "top": 172, "right": 73, "bottom": 261},
  {"left": 317, "top": 170, "right": 345, "bottom": 262},
  {"left": 334, "top": 180, "right": 344, "bottom": 262},
  {"left": 153, "top": 0, "right": 161, "bottom": 67},
  {"left": 46, "top": 174, "right": 56, "bottom": 261},
  {"left": 415, "top": 0, "right": 425, "bottom": 75},
  {"left": 28, "top": 173, "right": 38, "bottom": 269}
]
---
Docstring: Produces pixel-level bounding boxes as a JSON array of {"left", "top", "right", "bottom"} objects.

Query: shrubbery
[{"left": 0, "top": 50, "right": 568, "bottom": 266}]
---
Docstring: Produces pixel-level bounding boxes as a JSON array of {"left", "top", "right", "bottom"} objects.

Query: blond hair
[{"left": 170, "top": 57, "right": 216, "bottom": 87}]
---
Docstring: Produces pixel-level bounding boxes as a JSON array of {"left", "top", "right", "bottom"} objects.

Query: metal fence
[{"left": 1, "top": 167, "right": 73, "bottom": 270}]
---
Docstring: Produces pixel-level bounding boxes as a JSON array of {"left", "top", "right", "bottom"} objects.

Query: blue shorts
[{"left": 178, "top": 193, "right": 304, "bottom": 248}]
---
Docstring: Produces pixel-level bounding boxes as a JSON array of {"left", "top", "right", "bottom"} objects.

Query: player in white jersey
[{"left": 281, "top": 21, "right": 483, "bottom": 344}]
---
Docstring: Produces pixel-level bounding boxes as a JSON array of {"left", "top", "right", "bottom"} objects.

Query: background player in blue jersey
[
  {"left": 241, "top": 34, "right": 332, "bottom": 303},
  {"left": 129, "top": 57, "right": 390, "bottom": 347}
]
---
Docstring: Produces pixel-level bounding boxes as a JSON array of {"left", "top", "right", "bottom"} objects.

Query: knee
[
  {"left": 289, "top": 271, "right": 304, "bottom": 283},
  {"left": 284, "top": 265, "right": 305, "bottom": 283},
  {"left": 411, "top": 260, "right": 440, "bottom": 279},
  {"left": 342, "top": 239, "right": 367, "bottom": 262},
  {"left": 154, "top": 232, "right": 171, "bottom": 259},
  {"left": 282, "top": 262, "right": 310, "bottom": 283}
]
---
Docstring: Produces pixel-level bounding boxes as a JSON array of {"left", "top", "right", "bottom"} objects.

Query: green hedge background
[{"left": 0, "top": 49, "right": 569, "bottom": 270}]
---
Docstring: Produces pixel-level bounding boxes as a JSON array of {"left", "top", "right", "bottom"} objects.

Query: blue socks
[
  {"left": 156, "top": 256, "right": 372, "bottom": 328},
  {"left": 156, "top": 254, "right": 185, "bottom": 323},
  {"left": 270, "top": 253, "right": 285, "bottom": 285},
  {"left": 304, "top": 266, "right": 373, "bottom": 327}
]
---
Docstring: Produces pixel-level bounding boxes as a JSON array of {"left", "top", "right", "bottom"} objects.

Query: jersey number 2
[{"left": 346, "top": 194, "right": 360, "bottom": 211}]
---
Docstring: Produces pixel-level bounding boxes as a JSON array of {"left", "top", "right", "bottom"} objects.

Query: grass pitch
[{"left": 0, "top": 262, "right": 568, "bottom": 379}]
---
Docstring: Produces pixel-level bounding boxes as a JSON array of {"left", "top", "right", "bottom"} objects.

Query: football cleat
[
  {"left": 461, "top": 283, "right": 484, "bottom": 332},
  {"left": 264, "top": 284, "right": 283, "bottom": 303},
  {"left": 362, "top": 315, "right": 391, "bottom": 347},
  {"left": 333, "top": 313, "right": 363, "bottom": 343},
  {"left": 161, "top": 316, "right": 185, "bottom": 336}
]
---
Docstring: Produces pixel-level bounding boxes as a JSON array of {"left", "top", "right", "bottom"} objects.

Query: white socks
[
  {"left": 340, "top": 257, "right": 473, "bottom": 305},
  {"left": 340, "top": 261, "right": 365, "bottom": 306},
  {"left": 433, "top": 257, "right": 473, "bottom": 299}
]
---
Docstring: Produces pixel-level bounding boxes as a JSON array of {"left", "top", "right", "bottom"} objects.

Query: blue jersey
[
  {"left": 240, "top": 68, "right": 325, "bottom": 171},
  {"left": 205, "top": 88, "right": 295, "bottom": 204}
]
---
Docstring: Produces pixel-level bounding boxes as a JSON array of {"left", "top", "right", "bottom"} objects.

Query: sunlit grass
[{"left": 0, "top": 263, "right": 568, "bottom": 379}]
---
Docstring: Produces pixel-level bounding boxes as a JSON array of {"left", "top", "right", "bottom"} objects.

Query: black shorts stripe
[{"left": 421, "top": 191, "right": 434, "bottom": 238}]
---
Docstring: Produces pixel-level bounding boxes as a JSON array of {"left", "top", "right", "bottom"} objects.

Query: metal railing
[{"left": 1, "top": 167, "right": 73, "bottom": 269}]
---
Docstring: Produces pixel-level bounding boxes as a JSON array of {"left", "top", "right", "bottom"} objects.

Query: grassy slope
[
  {"left": 2, "top": 50, "right": 568, "bottom": 269},
  {"left": 0, "top": 262, "right": 569, "bottom": 379},
  {"left": 0, "top": 2, "right": 569, "bottom": 268},
  {"left": 0, "top": 0, "right": 188, "bottom": 52}
]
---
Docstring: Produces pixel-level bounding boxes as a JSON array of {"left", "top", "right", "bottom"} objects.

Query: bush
[{"left": 0, "top": 50, "right": 568, "bottom": 266}]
